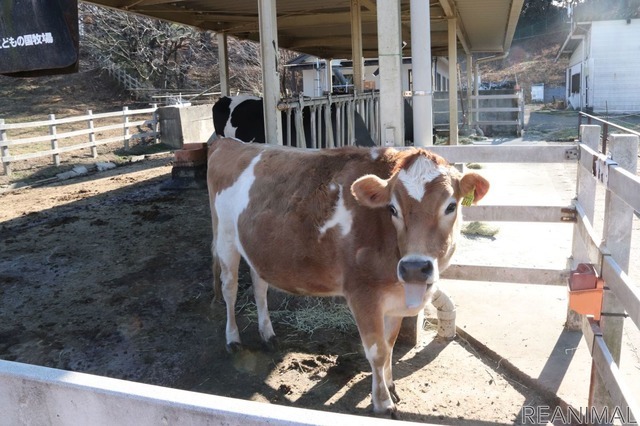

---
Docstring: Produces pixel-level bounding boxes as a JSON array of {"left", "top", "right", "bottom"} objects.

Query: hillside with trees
[{"left": 480, "top": 0, "right": 640, "bottom": 102}]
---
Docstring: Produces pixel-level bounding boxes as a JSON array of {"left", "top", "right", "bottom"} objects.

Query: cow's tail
[{"left": 207, "top": 145, "right": 224, "bottom": 305}]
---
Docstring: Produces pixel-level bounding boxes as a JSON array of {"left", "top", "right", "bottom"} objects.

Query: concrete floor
[{"left": 438, "top": 136, "right": 640, "bottom": 416}]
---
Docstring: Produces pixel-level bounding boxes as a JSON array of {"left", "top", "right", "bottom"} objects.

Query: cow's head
[{"left": 351, "top": 149, "right": 489, "bottom": 309}]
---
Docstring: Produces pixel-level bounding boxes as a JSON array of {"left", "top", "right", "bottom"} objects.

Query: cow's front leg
[
  {"left": 384, "top": 315, "right": 403, "bottom": 404},
  {"left": 350, "top": 303, "right": 396, "bottom": 415},
  {"left": 250, "top": 269, "right": 277, "bottom": 350}
]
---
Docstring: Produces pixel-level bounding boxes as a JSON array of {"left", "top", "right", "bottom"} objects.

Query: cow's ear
[
  {"left": 459, "top": 172, "right": 490, "bottom": 204},
  {"left": 351, "top": 174, "right": 391, "bottom": 208}
]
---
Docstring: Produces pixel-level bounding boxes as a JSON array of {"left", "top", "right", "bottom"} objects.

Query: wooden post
[
  {"left": 217, "top": 32, "right": 230, "bottom": 97},
  {"left": 350, "top": 0, "right": 363, "bottom": 94},
  {"left": 258, "top": 0, "right": 283, "bottom": 145},
  {"left": 590, "top": 133, "right": 639, "bottom": 410},
  {"left": 49, "top": 114, "right": 60, "bottom": 167},
  {"left": 87, "top": 110, "right": 97, "bottom": 158},
  {"left": 377, "top": 0, "right": 404, "bottom": 147},
  {"left": 0, "top": 119, "right": 10, "bottom": 176},
  {"left": 123, "top": 107, "right": 130, "bottom": 150},
  {"left": 448, "top": 17, "right": 458, "bottom": 145},
  {"left": 151, "top": 104, "right": 158, "bottom": 144},
  {"left": 567, "top": 124, "right": 600, "bottom": 330}
]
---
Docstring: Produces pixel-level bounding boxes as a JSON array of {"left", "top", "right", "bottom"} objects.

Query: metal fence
[
  {"left": 277, "top": 92, "right": 380, "bottom": 148},
  {"left": 0, "top": 105, "right": 159, "bottom": 176}
]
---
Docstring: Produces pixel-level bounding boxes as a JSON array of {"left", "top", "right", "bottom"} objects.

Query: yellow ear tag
[{"left": 461, "top": 189, "right": 475, "bottom": 207}]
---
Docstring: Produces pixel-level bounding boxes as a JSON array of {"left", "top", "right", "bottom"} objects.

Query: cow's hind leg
[
  {"left": 217, "top": 241, "right": 242, "bottom": 353},
  {"left": 250, "top": 269, "right": 277, "bottom": 350},
  {"left": 211, "top": 248, "right": 222, "bottom": 305}
]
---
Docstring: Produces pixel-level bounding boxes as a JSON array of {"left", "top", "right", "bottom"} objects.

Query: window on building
[{"left": 571, "top": 72, "right": 581, "bottom": 94}]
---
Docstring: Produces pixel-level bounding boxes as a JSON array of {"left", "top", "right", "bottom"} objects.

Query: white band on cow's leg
[
  {"left": 218, "top": 246, "right": 242, "bottom": 347},
  {"left": 363, "top": 339, "right": 395, "bottom": 414},
  {"left": 431, "top": 288, "right": 456, "bottom": 339},
  {"left": 250, "top": 269, "right": 276, "bottom": 344}
]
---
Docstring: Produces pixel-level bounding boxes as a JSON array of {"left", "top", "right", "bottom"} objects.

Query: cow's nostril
[
  {"left": 421, "top": 262, "right": 433, "bottom": 277},
  {"left": 399, "top": 259, "right": 434, "bottom": 283}
]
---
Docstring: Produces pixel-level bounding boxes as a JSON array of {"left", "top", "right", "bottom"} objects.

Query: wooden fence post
[
  {"left": 567, "top": 124, "right": 600, "bottom": 330},
  {"left": 49, "top": 114, "right": 60, "bottom": 167},
  {"left": 590, "top": 133, "right": 639, "bottom": 410},
  {"left": 151, "top": 104, "right": 158, "bottom": 144},
  {"left": 0, "top": 119, "right": 10, "bottom": 176},
  {"left": 87, "top": 110, "right": 97, "bottom": 158},
  {"left": 123, "top": 107, "right": 130, "bottom": 150}
]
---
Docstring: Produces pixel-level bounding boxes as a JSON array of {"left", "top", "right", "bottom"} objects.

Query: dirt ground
[{"left": 0, "top": 155, "right": 568, "bottom": 424}]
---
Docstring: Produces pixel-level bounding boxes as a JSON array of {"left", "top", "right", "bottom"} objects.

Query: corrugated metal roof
[{"left": 85, "top": 0, "right": 523, "bottom": 58}]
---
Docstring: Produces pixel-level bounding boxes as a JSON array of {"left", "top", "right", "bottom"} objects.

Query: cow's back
[{"left": 208, "top": 138, "right": 398, "bottom": 295}]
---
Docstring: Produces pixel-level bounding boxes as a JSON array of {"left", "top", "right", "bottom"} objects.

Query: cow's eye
[
  {"left": 389, "top": 204, "right": 398, "bottom": 217},
  {"left": 445, "top": 202, "right": 457, "bottom": 215}
]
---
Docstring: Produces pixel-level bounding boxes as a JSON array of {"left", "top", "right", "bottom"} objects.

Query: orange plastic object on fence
[{"left": 567, "top": 263, "right": 604, "bottom": 321}]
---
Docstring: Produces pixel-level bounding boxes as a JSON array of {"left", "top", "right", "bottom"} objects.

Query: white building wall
[
  {"left": 590, "top": 19, "right": 640, "bottom": 113},
  {"left": 302, "top": 68, "right": 328, "bottom": 97},
  {"left": 567, "top": 41, "right": 585, "bottom": 110}
]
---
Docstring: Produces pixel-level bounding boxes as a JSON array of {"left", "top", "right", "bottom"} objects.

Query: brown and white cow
[{"left": 206, "top": 138, "right": 489, "bottom": 415}]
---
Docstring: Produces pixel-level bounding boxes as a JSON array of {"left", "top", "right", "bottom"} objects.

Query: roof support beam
[
  {"left": 410, "top": 0, "right": 433, "bottom": 146},
  {"left": 258, "top": 0, "right": 283, "bottom": 145},
  {"left": 438, "top": 0, "right": 471, "bottom": 54},
  {"left": 351, "top": 0, "right": 364, "bottom": 93},
  {"left": 377, "top": 0, "right": 404, "bottom": 147}
]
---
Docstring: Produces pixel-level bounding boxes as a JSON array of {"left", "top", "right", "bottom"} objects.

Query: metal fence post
[
  {"left": 87, "top": 110, "right": 97, "bottom": 158},
  {"left": 590, "top": 133, "right": 639, "bottom": 410},
  {"left": 0, "top": 119, "right": 10, "bottom": 176},
  {"left": 49, "top": 114, "right": 60, "bottom": 167},
  {"left": 123, "top": 106, "right": 130, "bottom": 150},
  {"left": 567, "top": 124, "right": 600, "bottom": 330}
]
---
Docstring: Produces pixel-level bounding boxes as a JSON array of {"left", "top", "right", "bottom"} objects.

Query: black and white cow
[{"left": 212, "top": 95, "right": 376, "bottom": 148}]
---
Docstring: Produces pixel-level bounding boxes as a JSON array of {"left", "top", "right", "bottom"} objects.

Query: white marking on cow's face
[
  {"left": 329, "top": 183, "right": 337, "bottom": 192},
  {"left": 370, "top": 149, "right": 381, "bottom": 160},
  {"left": 397, "top": 156, "right": 447, "bottom": 201},
  {"left": 318, "top": 185, "right": 353, "bottom": 237}
]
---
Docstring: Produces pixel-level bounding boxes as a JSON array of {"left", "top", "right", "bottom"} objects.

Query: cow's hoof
[
  {"left": 389, "top": 384, "right": 401, "bottom": 403},
  {"left": 226, "top": 342, "right": 243, "bottom": 353},
  {"left": 262, "top": 336, "right": 278, "bottom": 352},
  {"left": 387, "top": 407, "right": 399, "bottom": 420}
]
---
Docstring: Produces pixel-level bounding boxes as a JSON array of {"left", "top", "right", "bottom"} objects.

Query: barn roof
[{"left": 84, "top": 0, "right": 524, "bottom": 58}]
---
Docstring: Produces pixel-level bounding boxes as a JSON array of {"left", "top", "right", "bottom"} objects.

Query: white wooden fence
[
  {"left": 430, "top": 129, "right": 639, "bottom": 422},
  {"left": 469, "top": 91, "right": 525, "bottom": 135},
  {"left": 0, "top": 105, "right": 159, "bottom": 176}
]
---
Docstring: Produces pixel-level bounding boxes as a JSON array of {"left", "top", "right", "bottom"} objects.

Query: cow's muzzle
[
  {"left": 397, "top": 256, "right": 439, "bottom": 309},
  {"left": 398, "top": 256, "right": 436, "bottom": 283}
]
